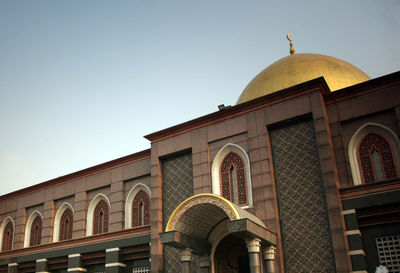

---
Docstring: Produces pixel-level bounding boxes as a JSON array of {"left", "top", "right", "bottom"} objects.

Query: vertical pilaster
[
  {"left": 35, "top": 258, "right": 48, "bottom": 273},
  {"left": 263, "top": 245, "right": 276, "bottom": 273},
  {"left": 41, "top": 200, "right": 54, "bottom": 244},
  {"left": 109, "top": 176, "right": 124, "bottom": 232},
  {"left": 73, "top": 191, "right": 87, "bottom": 239},
  {"left": 342, "top": 209, "right": 367, "bottom": 272},
  {"left": 14, "top": 207, "right": 25, "bottom": 248},
  {"left": 105, "top": 248, "right": 126, "bottom": 273},
  {"left": 68, "top": 253, "right": 86, "bottom": 273},
  {"left": 246, "top": 238, "right": 261, "bottom": 273},
  {"left": 180, "top": 248, "right": 192, "bottom": 273},
  {"left": 199, "top": 254, "right": 211, "bottom": 273},
  {"left": 8, "top": 263, "right": 19, "bottom": 273}
]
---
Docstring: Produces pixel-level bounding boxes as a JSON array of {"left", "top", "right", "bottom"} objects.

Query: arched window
[
  {"left": 220, "top": 152, "right": 248, "bottom": 206},
  {"left": 59, "top": 208, "right": 73, "bottom": 241},
  {"left": 358, "top": 133, "right": 398, "bottom": 183},
  {"left": 30, "top": 216, "right": 42, "bottom": 247},
  {"left": 132, "top": 190, "right": 150, "bottom": 227},
  {"left": 349, "top": 123, "right": 400, "bottom": 185},
  {"left": 0, "top": 218, "right": 14, "bottom": 252},
  {"left": 212, "top": 143, "right": 253, "bottom": 207},
  {"left": 24, "top": 211, "right": 43, "bottom": 247},
  {"left": 53, "top": 203, "right": 74, "bottom": 242},
  {"left": 93, "top": 200, "right": 109, "bottom": 235},
  {"left": 125, "top": 184, "right": 151, "bottom": 229},
  {"left": 86, "top": 194, "right": 111, "bottom": 236}
]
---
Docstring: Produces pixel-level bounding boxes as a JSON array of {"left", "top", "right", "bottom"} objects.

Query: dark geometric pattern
[
  {"left": 132, "top": 190, "right": 150, "bottom": 227},
  {"left": 161, "top": 152, "right": 195, "bottom": 273},
  {"left": 2, "top": 221, "right": 13, "bottom": 251},
  {"left": 93, "top": 200, "right": 109, "bottom": 235},
  {"left": 270, "top": 119, "right": 336, "bottom": 272},
  {"left": 356, "top": 203, "right": 400, "bottom": 227},
  {"left": 30, "top": 216, "right": 42, "bottom": 246},
  {"left": 220, "top": 152, "right": 248, "bottom": 206},
  {"left": 59, "top": 208, "right": 73, "bottom": 241},
  {"left": 358, "top": 133, "right": 397, "bottom": 183}
]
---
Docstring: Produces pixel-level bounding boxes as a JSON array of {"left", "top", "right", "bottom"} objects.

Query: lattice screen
[
  {"left": 132, "top": 267, "right": 150, "bottom": 273},
  {"left": 269, "top": 118, "right": 336, "bottom": 272},
  {"left": 161, "top": 152, "right": 197, "bottom": 273},
  {"left": 376, "top": 235, "right": 400, "bottom": 272}
]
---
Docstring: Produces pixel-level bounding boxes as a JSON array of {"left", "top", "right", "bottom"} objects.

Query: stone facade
[{"left": 0, "top": 69, "right": 399, "bottom": 273}]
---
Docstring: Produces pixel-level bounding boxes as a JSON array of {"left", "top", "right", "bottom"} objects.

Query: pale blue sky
[{"left": 0, "top": 0, "right": 399, "bottom": 196}]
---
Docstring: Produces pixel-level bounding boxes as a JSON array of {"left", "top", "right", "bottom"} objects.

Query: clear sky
[{"left": 0, "top": 0, "right": 399, "bottom": 196}]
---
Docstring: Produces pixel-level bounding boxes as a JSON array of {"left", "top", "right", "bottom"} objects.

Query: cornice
[
  {"left": 144, "top": 77, "right": 330, "bottom": 143},
  {"left": 339, "top": 177, "right": 400, "bottom": 199},
  {"left": 324, "top": 71, "right": 400, "bottom": 105},
  {"left": 0, "top": 149, "right": 151, "bottom": 201},
  {"left": 0, "top": 225, "right": 150, "bottom": 259}
]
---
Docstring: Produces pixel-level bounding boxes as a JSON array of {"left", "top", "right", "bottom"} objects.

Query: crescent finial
[{"left": 286, "top": 33, "right": 295, "bottom": 55}]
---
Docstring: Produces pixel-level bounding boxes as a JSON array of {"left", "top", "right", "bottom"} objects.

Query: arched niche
[
  {"left": 348, "top": 123, "right": 400, "bottom": 185},
  {"left": 211, "top": 143, "right": 253, "bottom": 208}
]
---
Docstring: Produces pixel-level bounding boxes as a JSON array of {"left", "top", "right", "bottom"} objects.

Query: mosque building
[{"left": 0, "top": 35, "right": 399, "bottom": 273}]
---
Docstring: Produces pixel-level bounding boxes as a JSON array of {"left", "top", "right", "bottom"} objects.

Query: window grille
[
  {"left": 376, "top": 234, "right": 400, "bottom": 272},
  {"left": 132, "top": 267, "right": 150, "bottom": 273}
]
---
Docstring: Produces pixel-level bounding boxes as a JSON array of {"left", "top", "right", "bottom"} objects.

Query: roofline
[
  {"left": 144, "top": 77, "right": 331, "bottom": 142},
  {"left": 324, "top": 70, "right": 400, "bottom": 104},
  {"left": 144, "top": 71, "right": 400, "bottom": 143},
  {"left": 0, "top": 149, "right": 151, "bottom": 201}
]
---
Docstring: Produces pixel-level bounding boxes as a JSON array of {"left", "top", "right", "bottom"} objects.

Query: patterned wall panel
[
  {"left": 161, "top": 152, "right": 197, "bottom": 273},
  {"left": 269, "top": 118, "right": 336, "bottom": 272}
]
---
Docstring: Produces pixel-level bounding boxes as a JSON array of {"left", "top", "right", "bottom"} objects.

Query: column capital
[
  {"left": 199, "top": 254, "right": 211, "bottom": 268},
  {"left": 180, "top": 248, "right": 193, "bottom": 262},
  {"left": 245, "top": 237, "right": 261, "bottom": 253},
  {"left": 263, "top": 245, "right": 276, "bottom": 260}
]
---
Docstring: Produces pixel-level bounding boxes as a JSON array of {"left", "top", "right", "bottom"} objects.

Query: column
[
  {"left": 199, "top": 254, "right": 211, "bottom": 273},
  {"left": 35, "top": 259, "right": 49, "bottom": 273},
  {"left": 180, "top": 248, "right": 192, "bottom": 273},
  {"left": 68, "top": 253, "right": 87, "bottom": 273},
  {"left": 8, "top": 263, "right": 19, "bottom": 273},
  {"left": 245, "top": 238, "right": 261, "bottom": 273},
  {"left": 263, "top": 245, "right": 276, "bottom": 273},
  {"left": 105, "top": 247, "right": 126, "bottom": 273}
]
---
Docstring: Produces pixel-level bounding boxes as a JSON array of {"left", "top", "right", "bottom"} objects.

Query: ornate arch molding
[
  {"left": 24, "top": 211, "right": 43, "bottom": 247},
  {"left": 161, "top": 194, "right": 276, "bottom": 255},
  {"left": 0, "top": 216, "right": 15, "bottom": 251},
  {"left": 53, "top": 202, "right": 74, "bottom": 242},
  {"left": 86, "top": 194, "right": 111, "bottom": 236},
  {"left": 349, "top": 123, "right": 400, "bottom": 185},
  {"left": 211, "top": 143, "right": 253, "bottom": 208},
  {"left": 125, "top": 183, "right": 151, "bottom": 229}
]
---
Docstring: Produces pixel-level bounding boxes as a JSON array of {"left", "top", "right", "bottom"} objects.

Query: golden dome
[{"left": 237, "top": 53, "right": 370, "bottom": 104}]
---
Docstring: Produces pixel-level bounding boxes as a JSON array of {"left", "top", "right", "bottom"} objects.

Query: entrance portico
[{"left": 160, "top": 194, "right": 277, "bottom": 273}]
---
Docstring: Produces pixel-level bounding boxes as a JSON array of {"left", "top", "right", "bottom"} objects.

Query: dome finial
[{"left": 286, "top": 33, "right": 295, "bottom": 55}]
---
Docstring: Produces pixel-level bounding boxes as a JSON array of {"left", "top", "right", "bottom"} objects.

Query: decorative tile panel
[
  {"left": 161, "top": 152, "right": 196, "bottom": 273},
  {"left": 270, "top": 119, "right": 336, "bottom": 272},
  {"left": 358, "top": 133, "right": 397, "bottom": 183}
]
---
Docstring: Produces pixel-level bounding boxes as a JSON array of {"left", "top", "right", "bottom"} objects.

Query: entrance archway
[
  {"left": 160, "top": 193, "right": 277, "bottom": 273},
  {"left": 214, "top": 234, "right": 250, "bottom": 273}
]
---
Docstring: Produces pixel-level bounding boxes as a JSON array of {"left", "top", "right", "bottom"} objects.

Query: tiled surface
[
  {"left": 270, "top": 118, "right": 336, "bottom": 272},
  {"left": 161, "top": 152, "right": 195, "bottom": 273}
]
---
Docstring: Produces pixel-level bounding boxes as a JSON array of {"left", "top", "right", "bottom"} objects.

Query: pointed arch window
[
  {"left": 132, "top": 190, "right": 150, "bottom": 227},
  {"left": 220, "top": 152, "right": 248, "bottom": 206},
  {"left": 93, "top": 200, "right": 109, "bottom": 235},
  {"left": 30, "top": 216, "right": 42, "bottom": 246},
  {"left": 358, "top": 133, "right": 398, "bottom": 183},
  {"left": 59, "top": 208, "right": 73, "bottom": 241},
  {"left": 2, "top": 221, "right": 13, "bottom": 251}
]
